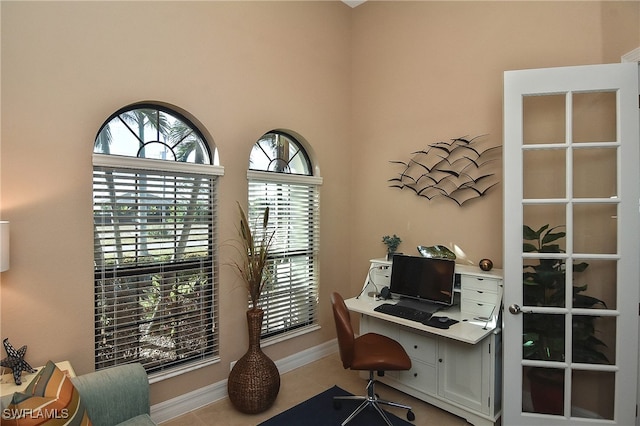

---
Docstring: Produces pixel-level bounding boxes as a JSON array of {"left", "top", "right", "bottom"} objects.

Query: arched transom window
[
  {"left": 250, "top": 131, "right": 312, "bottom": 175},
  {"left": 94, "top": 105, "right": 213, "bottom": 164}
]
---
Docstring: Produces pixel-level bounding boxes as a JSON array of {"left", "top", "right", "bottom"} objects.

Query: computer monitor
[{"left": 389, "top": 254, "right": 455, "bottom": 307}]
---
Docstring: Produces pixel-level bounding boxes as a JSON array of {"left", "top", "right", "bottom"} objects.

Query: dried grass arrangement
[{"left": 231, "top": 201, "right": 275, "bottom": 310}]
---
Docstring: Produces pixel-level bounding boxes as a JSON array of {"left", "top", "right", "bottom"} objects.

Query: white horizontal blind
[
  {"left": 93, "top": 165, "right": 218, "bottom": 373},
  {"left": 248, "top": 176, "right": 320, "bottom": 338}
]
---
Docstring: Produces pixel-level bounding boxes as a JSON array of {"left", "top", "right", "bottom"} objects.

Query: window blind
[
  {"left": 248, "top": 175, "right": 320, "bottom": 338},
  {"left": 93, "top": 165, "right": 218, "bottom": 373}
]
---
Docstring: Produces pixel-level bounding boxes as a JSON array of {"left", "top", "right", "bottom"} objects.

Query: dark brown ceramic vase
[{"left": 227, "top": 309, "right": 280, "bottom": 414}]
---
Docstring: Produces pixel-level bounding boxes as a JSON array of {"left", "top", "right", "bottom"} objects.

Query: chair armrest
[{"left": 71, "top": 363, "right": 150, "bottom": 426}]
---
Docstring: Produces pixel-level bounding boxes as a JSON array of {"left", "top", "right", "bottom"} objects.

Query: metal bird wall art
[{"left": 389, "top": 135, "right": 501, "bottom": 206}]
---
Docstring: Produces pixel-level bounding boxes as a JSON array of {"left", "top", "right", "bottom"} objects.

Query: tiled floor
[{"left": 159, "top": 352, "right": 469, "bottom": 425}]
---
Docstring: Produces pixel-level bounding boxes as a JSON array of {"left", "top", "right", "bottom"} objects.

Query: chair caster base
[{"left": 333, "top": 373, "right": 414, "bottom": 425}]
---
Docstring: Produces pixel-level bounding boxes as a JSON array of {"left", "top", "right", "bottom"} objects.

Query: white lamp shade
[{"left": 0, "top": 221, "right": 9, "bottom": 272}]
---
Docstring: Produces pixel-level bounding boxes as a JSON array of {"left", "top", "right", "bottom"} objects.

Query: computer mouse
[{"left": 438, "top": 316, "right": 449, "bottom": 323}]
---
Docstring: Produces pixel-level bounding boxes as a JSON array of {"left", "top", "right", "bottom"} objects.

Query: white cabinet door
[
  {"left": 438, "top": 337, "right": 491, "bottom": 414},
  {"left": 503, "top": 63, "right": 639, "bottom": 426}
]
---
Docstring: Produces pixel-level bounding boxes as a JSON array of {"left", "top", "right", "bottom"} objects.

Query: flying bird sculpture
[{"left": 389, "top": 135, "right": 501, "bottom": 206}]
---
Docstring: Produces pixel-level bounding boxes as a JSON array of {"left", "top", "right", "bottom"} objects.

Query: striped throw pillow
[{"left": 3, "top": 361, "right": 92, "bottom": 426}]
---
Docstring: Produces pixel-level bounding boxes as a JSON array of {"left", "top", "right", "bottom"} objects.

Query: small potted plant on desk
[
  {"left": 523, "top": 224, "right": 608, "bottom": 415},
  {"left": 382, "top": 234, "right": 402, "bottom": 260}
]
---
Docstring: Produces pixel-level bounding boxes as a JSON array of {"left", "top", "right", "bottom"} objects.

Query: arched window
[
  {"left": 249, "top": 131, "right": 312, "bottom": 174},
  {"left": 93, "top": 104, "right": 223, "bottom": 375},
  {"left": 248, "top": 131, "right": 322, "bottom": 340}
]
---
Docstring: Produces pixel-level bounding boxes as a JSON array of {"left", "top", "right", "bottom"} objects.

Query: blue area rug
[{"left": 257, "top": 385, "right": 414, "bottom": 426}]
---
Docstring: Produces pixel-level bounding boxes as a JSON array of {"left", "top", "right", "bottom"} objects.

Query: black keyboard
[{"left": 374, "top": 303, "right": 432, "bottom": 323}]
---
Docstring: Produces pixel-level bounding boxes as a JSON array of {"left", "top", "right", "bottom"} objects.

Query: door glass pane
[
  {"left": 523, "top": 205, "right": 566, "bottom": 237},
  {"left": 573, "top": 147, "right": 617, "bottom": 198},
  {"left": 523, "top": 259, "right": 567, "bottom": 308},
  {"left": 523, "top": 94, "right": 566, "bottom": 145},
  {"left": 572, "top": 315, "right": 615, "bottom": 366},
  {"left": 523, "top": 313, "right": 565, "bottom": 361},
  {"left": 573, "top": 203, "right": 617, "bottom": 254},
  {"left": 571, "top": 370, "right": 615, "bottom": 420},
  {"left": 572, "top": 91, "right": 617, "bottom": 143},
  {"left": 523, "top": 149, "right": 566, "bottom": 199},
  {"left": 523, "top": 366, "right": 565, "bottom": 415},
  {"left": 574, "top": 258, "right": 617, "bottom": 310}
]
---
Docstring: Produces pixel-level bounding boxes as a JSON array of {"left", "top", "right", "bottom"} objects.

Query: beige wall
[
  {"left": 0, "top": 0, "right": 352, "bottom": 405},
  {"left": 1, "top": 0, "right": 638, "bottom": 407},
  {"left": 349, "top": 0, "right": 639, "bottom": 284}
]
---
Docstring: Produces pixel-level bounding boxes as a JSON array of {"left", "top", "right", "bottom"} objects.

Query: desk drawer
[
  {"left": 397, "top": 328, "right": 438, "bottom": 364},
  {"left": 461, "top": 299, "right": 496, "bottom": 318},
  {"left": 461, "top": 276, "right": 500, "bottom": 293},
  {"left": 397, "top": 359, "right": 437, "bottom": 395},
  {"left": 463, "top": 288, "right": 498, "bottom": 304}
]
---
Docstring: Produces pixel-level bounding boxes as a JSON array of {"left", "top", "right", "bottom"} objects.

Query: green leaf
[
  {"left": 542, "top": 231, "right": 565, "bottom": 245},
  {"left": 523, "top": 225, "right": 541, "bottom": 241},
  {"left": 573, "top": 262, "right": 589, "bottom": 273},
  {"left": 574, "top": 293, "right": 607, "bottom": 309},
  {"left": 539, "top": 244, "right": 563, "bottom": 253},
  {"left": 573, "top": 284, "right": 588, "bottom": 293}
]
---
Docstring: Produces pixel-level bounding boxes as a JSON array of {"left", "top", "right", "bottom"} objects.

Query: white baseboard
[
  {"left": 150, "top": 338, "right": 338, "bottom": 424},
  {"left": 151, "top": 378, "right": 229, "bottom": 424}
]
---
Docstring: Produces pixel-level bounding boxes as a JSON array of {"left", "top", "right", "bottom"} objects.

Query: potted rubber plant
[{"left": 522, "top": 224, "right": 608, "bottom": 414}]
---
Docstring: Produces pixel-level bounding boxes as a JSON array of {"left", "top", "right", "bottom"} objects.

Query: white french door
[{"left": 503, "top": 63, "right": 639, "bottom": 426}]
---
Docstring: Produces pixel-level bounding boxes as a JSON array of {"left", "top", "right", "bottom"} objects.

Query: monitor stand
[{"left": 396, "top": 297, "right": 442, "bottom": 315}]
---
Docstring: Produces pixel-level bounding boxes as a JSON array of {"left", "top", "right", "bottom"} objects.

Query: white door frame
[{"left": 622, "top": 46, "right": 640, "bottom": 426}]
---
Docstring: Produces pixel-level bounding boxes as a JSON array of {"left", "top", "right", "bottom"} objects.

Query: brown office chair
[{"left": 330, "top": 292, "right": 415, "bottom": 425}]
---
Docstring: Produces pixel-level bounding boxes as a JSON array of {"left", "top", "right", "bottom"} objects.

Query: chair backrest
[{"left": 331, "top": 292, "right": 355, "bottom": 369}]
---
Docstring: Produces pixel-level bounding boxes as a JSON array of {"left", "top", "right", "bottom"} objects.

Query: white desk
[
  {"left": 345, "top": 296, "right": 497, "bottom": 345},
  {"left": 347, "top": 259, "right": 503, "bottom": 426}
]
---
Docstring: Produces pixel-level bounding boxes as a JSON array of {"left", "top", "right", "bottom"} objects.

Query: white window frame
[
  {"left": 247, "top": 169, "right": 322, "bottom": 344},
  {"left": 92, "top": 104, "right": 224, "bottom": 383}
]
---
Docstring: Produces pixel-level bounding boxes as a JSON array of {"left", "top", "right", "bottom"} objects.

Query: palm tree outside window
[{"left": 93, "top": 103, "right": 223, "bottom": 375}]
